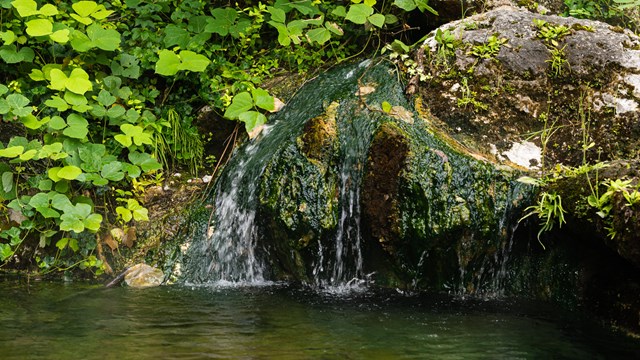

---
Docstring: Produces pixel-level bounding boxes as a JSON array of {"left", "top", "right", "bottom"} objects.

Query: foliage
[
  {"left": 564, "top": 0, "right": 639, "bottom": 32},
  {"left": 469, "top": 34, "right": 507, "bottom": 60},
  {"left": 0, "top": 0, "right": 438, "bottom": 276}
]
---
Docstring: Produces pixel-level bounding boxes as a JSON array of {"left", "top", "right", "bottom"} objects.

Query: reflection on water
[{"left": 0, "top": 279, "right": 638, "bottom": 359}]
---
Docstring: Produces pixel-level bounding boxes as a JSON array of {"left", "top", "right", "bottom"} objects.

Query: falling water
[{"left": 182, "top": 61, "right": 377, "bottom": 286}]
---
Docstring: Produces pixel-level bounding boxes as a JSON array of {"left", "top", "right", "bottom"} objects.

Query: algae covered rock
[{"left": 249, "top": 61, "right": 533, "bottom": 290}]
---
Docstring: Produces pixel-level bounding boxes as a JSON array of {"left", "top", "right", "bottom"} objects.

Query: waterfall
[{"left": 181, "top": 61, "right": 377, "bottom": 286}]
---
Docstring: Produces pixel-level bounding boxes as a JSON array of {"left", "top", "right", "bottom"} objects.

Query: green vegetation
[
  {"left": 0, "top": 0, "right": 437, "bottom": 276},
  {"left": 564, "top": 0, "right": 640, "bottom": 32}
]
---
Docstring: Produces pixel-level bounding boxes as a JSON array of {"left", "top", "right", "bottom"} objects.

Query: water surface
[{"left": 0, "top": 279, "right": 638, "bottom": 359}]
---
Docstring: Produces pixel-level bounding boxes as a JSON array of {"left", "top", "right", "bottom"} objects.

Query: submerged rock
[{"left": 124, "top": 263, "right": 164, "bottom": 288}]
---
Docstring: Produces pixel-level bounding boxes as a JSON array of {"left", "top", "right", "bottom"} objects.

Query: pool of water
[{"left": 0, "top": 279, "right": 638, "bottom": 359}]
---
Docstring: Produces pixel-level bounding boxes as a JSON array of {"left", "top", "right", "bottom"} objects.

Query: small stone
[{"left": 202, "top": 175, "right": 213, "bottom": 183}]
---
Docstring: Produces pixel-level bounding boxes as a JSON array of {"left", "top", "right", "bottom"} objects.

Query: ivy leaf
[
  {"left": 97, "top": 89, "right": 116, "bottom": 107},
  {"left": 368, "top": 13, "right": 385, "bottom": 28},
  {"left": 345, "top": 4, "right": 373, "bottom": 25},
  {"left": 332, "top": 6, "right": 347, "bottom": 17},
  {"left": 83, "top": 213, "right": 102, "bottom": 231},
  {"left": 163, "top": 24, "right": 190, "bottom": 48},
  {"left": 267, "top": 6, "right": 286, "bottom": 23},
  {"left": 306, "top": 27, "right": 331, "bottom": 44},
  {"left": 49, "top": 68, "right": 93, "bottom": 94},
  {"left": 63, "top": 114, "right": 89, "bottom": 139},
  {"left": 2, "top": 171, "right": 13, "bottom": 193},
  {"left": 325, "top": 22, "right": 344, "bottom": 36},
  {"left": 60, "top": 214, "right": 84, "bottom": 233},
  {"left": 128, "top": 151, "right": 162, "bottom": 172},
  {"left": 48, "top": 116, "right": 66, "bottom": 130},
  {"left": 107, "top": 105, "right": 126, "bottom": 119},
  {"left": 45, "top": 96, "right": 69, "bottom": 111},
  {"left": 155, "top": 49, "right": 180, "bottom": 76},
  {"left": 25, "top": 19, "right": 53, "bottom": 37},
  {"left": 116, "top": 206, "right": 132, "bottom": 223},
  {"left": 177, "top": 50, "right": 210, "bottom": 72},
  {"left": 393, "top": 0, "right": 416, "bottom": 11},
  {"left": 252, "top": 88, "right": 274, "bottom": 111},
  {"left": 86, "top": 23, "right": 121, "bottom": 51},
  {"left": 0, "top": 30, "right": 15, "bottom": 45},
  {"left": 49, "top": 29, "right": 70, "bottom": 43},
  {"left": 38, "top": 4, "right": 58, "bottom": 16},
  {"left": 206, "top": 7, "right": 237, "bottom": 36},
  {"left": 0, "top": 146, "right": 24, "bottom": 158},
  {"left": 224, "top": 92, "right": 253, "bottom": 119},
  {"left": 0, "top": 45, "right": 34, "bottom": 63},
  {"left": 57, "top": 165, "right": 82, "bottom": 180},
  {"left": 128, "top": 199, "right": 149, "bottom": 221},
  {"left": 115, "top": 124, "right": 153, "bottom": 147},
  {"left": 11, "top": 0, "right": 38, "bottom": 17},
  {"left": 238, "top": 111, "right": 266, "bottom": 133},
  {"left": 100, "top": 161, "right": 124, "bottom": 181},
  {"left": 69, "top": 30, "right": 93, "bottom": 52},
  {"left": 51, "top": 193, "right": 73, "bottom": 212}
]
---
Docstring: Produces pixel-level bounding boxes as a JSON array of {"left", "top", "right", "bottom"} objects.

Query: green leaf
[
  {"left": 60, "top": 214, "right": 84, "bottom": 233},
  {"left": 56, "top": 237, "right": 69, "bottom": 250},
  {"left": 368, "top": 13, "right": 385, "bottom": 28},
  {"left": 45, "top": 96, "right": 68, "bottom": 111},
  {"left": 128, "top": 151, "right": 162, "bottom": 172},
  {"left": 25, "top": 19, "right": 53, "bottom": 37},
  {"left": 49, "top": 29, "right": 70, "bottom": 43},
  {"left": 238, "top": 111, "right": 266, "bottom": 133},
  {"left": 48, "top": 116, "right": 66, "bottom": 130},
  {"left": 155, "top": 49, "right": 180, "bottom": 76},
  {"left": 21, "top": 114, "right": 49, "bottom": 129},
  {"left": 72, "top": 1, "right": 98, "bottom": 17},
  {"left": 381, "top": 101, "right": 392, "bottom": 113},
  {"left": 6, "top": 93, "right": 29, "bottom": 109},
  {"left": 1, "top": 30, "right": 16, "bottom": 45},
  {"left": 39, "top": 4, "right": 58, "bottom": 16},
  {"left": 0, "top": 45, "right": 34, "bottom": 64},
  {"left": 86, "top": 23, "right": 121, "bottom": 51},
  {"left": 325, "top": 22, "right": 344, "bottom": 36},
  {"left": 51, "top": 193, "right": 73, "bottom": 212},
  {"left": 128, "top": 199, "right": 149, "bottom": 221},
  {"left": 101, "top": 161, "right": 124, "bottom": 181},
  {"left": 97, "top": 89, "right": 116, "bottom": 107},
  {"left": 252, "top": 88, "right": 274, "bottom": 111},
  {"left": 11, "top": 0, "right": 38, "bottom": 17},
  {"left": 206, "top": 7, "right": 237, "bottom": 36},
  {"left": 57, "top": 165, "right": 82, "bottom": 180},
  {"left": 163, "top": 24, "right": 190, "bottom": 48},
  {"left": 332, "top": 6, "right": 347, "bottom": 17},
  {"left": 177, "top": 50, "right": 210, "bottom": 72},
  {"left": 345, "top": 4, "right": 373, "bottom": 25},
  {"left": 393, "top": 0, "right": 417, "bottom": 11},
  {"left": 268, "top": 6, "right": 286, "bottom": 23},
  {"left": 224, "top": 92, "right": 253, "bottom": 119},
  {"left": 69, "top": 30, "right": 93, "bottom": 52},
  {"left": 306, "top": 27, "right": 331, "bottom": 44},
  {"left": 106, "top": 105, "right": 126, "bottom": 119},
  {"left": 0, "top": 146, "right": 23, "bottom": 158},
  {"left": 62, "top": 114, "right": 89, "bottom": 139},
  {"left": 116, "top": 206, "right": 132, "bottom": 222},
  {"left": 2, "top": 171, "right": 13, "bottom": 192},
  {"left": 65, "top": 68, "right": 92, "bottom": 95},
  {"left": 84, "top": 213, "right": 102, "bottom": 231}
]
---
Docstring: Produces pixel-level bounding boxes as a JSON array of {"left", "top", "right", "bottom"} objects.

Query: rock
[
  {"left": 124, "top": 263, "right": 164, "bottom": 288},
  {"left": 411, "top": 7, "right": 640, "bottom": 167}
]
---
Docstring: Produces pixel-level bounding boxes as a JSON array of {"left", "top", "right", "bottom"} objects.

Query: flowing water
[{"left": 1, "top": 279, "right": 639, "bottom": 359}]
